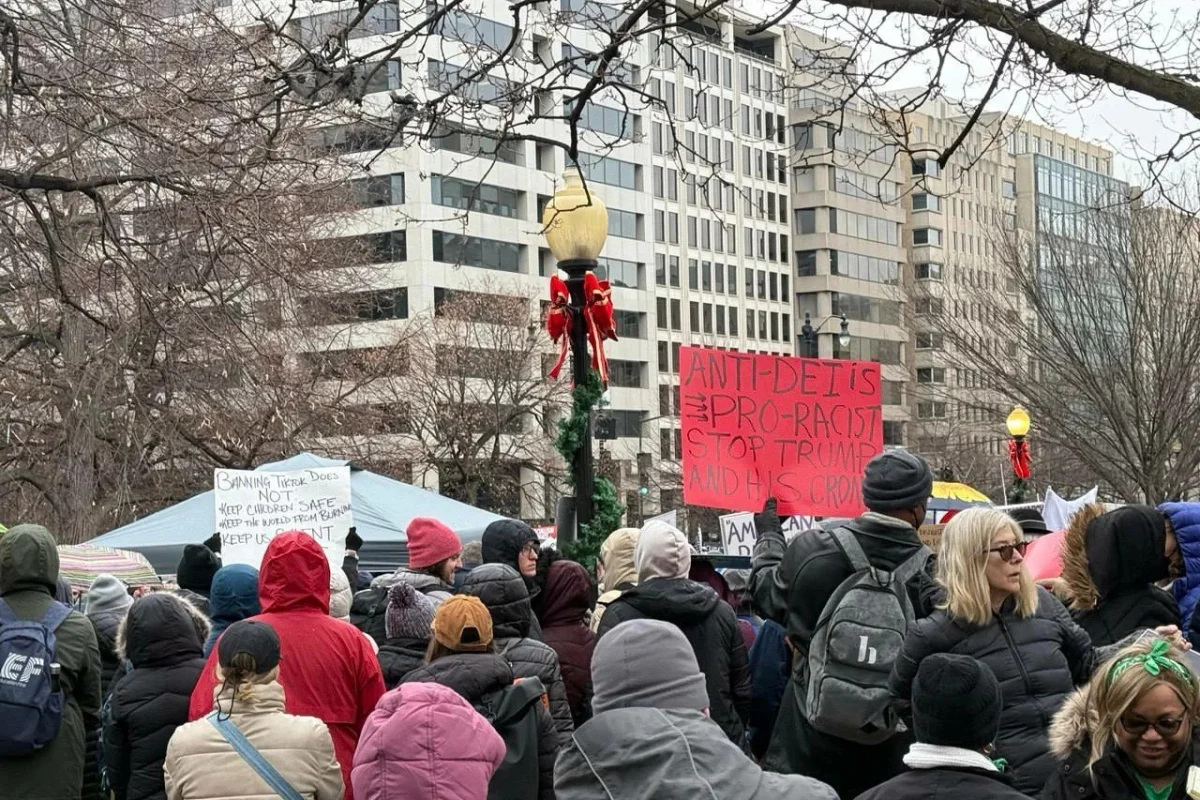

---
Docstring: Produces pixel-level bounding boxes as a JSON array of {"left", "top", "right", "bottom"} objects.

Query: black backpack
[
  {"left": 349, "top": 587, "right": 388, "bottom": 644},
  {"left": 476, "top": 676, "right": 546, "bottom": 800}
]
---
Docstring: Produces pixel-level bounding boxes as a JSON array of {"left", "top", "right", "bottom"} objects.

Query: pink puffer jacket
[{"left": 352, "top": 682, "right": 506, "bottom": 800}]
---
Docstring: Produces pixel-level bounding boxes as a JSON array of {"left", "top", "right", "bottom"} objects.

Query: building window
[
  {"left": 608, "top": 208, "right": 641, "bottom": 239},
  {"left": 576, "top": 152, "right": 639, "bottom": 190},
  {"left": 614, "top": 310, "right": 644, "bottom": 338},
  {"left": 330, "top": 229, "right": 407, "bottom": 263},
  {"left": 306, "top": 288, "right": 408, "bottom": 323},
  {"left": 915, "top": 331, "right": 944, "bottom": 349},
  {"left": 911, "top": 192, "right": 940, "bottom": 212},
  {"left": 916, "top": 367, "right": 946, "bottom": 384},
  {"left": 595, "top": 257, "right": 640, "bottom": 288},
  {"left": 912, "top": 158, "right": 940, "bottom": 177},
  {"left": 431, "top": 231, "right": 520, "bottom": 272},
  {"left": 915, "top": 262, "right": 943, "bottom": 281},
  {"left": 607, "top": 359, "right": 644, "bottom": 388},
  {"left": 431, "top": 175, "right": 518, "bottom": 217},
  {"left": 912, "top": 228, "right": 943, "bottom": 247},
  {"left": 917, "top": 402, "right": 948, "bottom": 419},
  {"left": 349, "top": 174, "right": 405, "bottom": 207}
]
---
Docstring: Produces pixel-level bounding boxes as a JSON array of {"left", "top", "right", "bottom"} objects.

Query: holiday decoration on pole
[
  {"left": 1006, "top": 405, "right": 1032, "bottom": 503},
  {"left": 545, "top": 272, "right": 618, "bottom": 385}
]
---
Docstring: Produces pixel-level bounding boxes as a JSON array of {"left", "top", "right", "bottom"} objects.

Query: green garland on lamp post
[{"left": 555, "top": 370, "right": 625, "bottom": 569}]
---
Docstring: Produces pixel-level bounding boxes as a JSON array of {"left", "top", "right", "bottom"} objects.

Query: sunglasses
[
  {"left": 1120, "top": 716, "right": 1185, "bottom": 738},
  {"left": 985, "top": 541, "right": 1029, "bottom": 562}
]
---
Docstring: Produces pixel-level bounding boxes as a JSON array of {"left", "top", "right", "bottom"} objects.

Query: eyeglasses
[
  {"left": 521, "top": 543, "right": 540, "bottom": 556},
  {"left": 1120, "top": 716, "right": 1185, "bottom": 738},
  {"left": 985, "top": 541, "right": 1029, "bottom": 562}
]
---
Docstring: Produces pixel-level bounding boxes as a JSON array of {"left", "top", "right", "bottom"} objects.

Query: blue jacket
[
  {"left": 202, "top": 564, "right": 260, "bottom": 655},
  {"left": 1162, "top": 503, "right": 1200, "bottom": 641},
  {"left": 747, "top": 618, "right": 791, "bottom": 759}
]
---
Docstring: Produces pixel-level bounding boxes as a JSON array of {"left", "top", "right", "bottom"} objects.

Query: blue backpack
[{"left": 0, "top": 598, "right": 71, "bottom": 756}]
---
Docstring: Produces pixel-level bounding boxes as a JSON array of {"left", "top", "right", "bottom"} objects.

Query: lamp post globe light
[
  {"left": 1006, "top": 405, "right": 1032, "bottom": 503},
  {"left": 542, "top": 167, "right": 609, "bottom": 541},
  {"left": 800, "top": 312, "right": 850, "bottom": 358}
]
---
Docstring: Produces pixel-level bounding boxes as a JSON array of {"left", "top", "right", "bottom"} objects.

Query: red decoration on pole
[
  {"left": 545, "top": 271, "right": 618, "bottom": 386},
  {"left": 546, "top": 276, "right": 571, "bottom": 381},
  {"left": 1008, "top": 438, "right": 1032, "bottom": 480}
]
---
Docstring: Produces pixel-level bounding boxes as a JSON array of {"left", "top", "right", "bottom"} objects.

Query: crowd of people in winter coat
[{"left": 16, "top": 448, "right": 1200, "bottom": 800}]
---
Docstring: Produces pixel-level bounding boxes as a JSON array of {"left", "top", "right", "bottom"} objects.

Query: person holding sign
[
  {"left": 188, "top": 531, "right": 384, "bottom": 800},
  {"left": 748, "top": 450, "right": 938, "bottom": 799}
]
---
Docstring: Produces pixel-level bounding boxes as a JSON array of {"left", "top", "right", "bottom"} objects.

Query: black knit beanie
[
  {"left": 913, "top": 653, "right": 1002, "bottom": 751},
  {"left": 176, "top": 544, "right": 221, "bottom": 594},
  {"left": 861, "top": 450, "right": 933, "bottom": 512}
]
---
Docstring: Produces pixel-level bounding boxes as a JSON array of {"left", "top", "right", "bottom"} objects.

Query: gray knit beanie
[
  {"left": 861, "top": 450, "right": 933, "bottom": 512},
  {"left": 386, "top": 582, "right": 436, "bottom": 641},
  {"left": 82, "top": 574, "right": 133, "bottom": 616},
  {"left": 592, "top": 619, "right": 709, "bottom": 715}
]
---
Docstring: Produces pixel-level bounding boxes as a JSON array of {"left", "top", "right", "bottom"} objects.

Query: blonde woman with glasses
[
  {"left": 888, "top": 508, "right": 1185, "bottom": 796},
  {"left": 1046, "top": 639, "right": 1199, "bottom": 800}
]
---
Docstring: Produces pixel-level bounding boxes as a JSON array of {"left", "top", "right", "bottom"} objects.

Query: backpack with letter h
[
  {"left": 804, "top": 523, "right": 930, "bottom": 745},
  {"left": 0, "top": 598, "right": 71, "bottom": 756},
  {"left": 476, "top": 676, "right": 547, "bottom": 800}
]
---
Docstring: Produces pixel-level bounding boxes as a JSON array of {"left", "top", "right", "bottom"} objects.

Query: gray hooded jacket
[{"left": 554, "top": 707, "right": 838, "bottom": 800}]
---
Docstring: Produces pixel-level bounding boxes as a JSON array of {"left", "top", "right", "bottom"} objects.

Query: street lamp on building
[
  {"left": 800, "top": 312, "right": 850, "bottom": 358},
  {"left": 1006, "top": 405, "right": 1032, "bottom": 503},
  {"left": 542, "top": 167, "right": 609, "bottom": 542}
]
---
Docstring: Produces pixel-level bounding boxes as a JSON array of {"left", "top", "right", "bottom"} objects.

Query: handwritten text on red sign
[{"left": 680, "top": 347, "right": 882, "bottom": 517}]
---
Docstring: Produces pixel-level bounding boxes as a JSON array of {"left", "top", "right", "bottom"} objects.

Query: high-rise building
[{"left": 290, "top": 0, "right": 1129, "bottom": 515}]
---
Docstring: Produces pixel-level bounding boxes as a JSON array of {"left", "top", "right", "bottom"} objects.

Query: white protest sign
[
  {"left": 781, "top": 515, "right": 816, "bottom": 542},
  {"left": 215, "top": 466, "right": 352, "bottom": 570},
  {"left": 646, "top": 509, "right": 678, "bottom": 528},
  {"left": 719, "top": 511, "right": 757, "bottom": 556}
]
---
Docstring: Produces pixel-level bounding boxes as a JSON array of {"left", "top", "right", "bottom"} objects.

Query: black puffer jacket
[
  {"left": 377, "top": 637, "right": 427, "bottom": 689},
  {"left": 596, "top": 578, "right": 751, "bottom": 744},
  {"left": 1060, "top": 504, "right": 1179, "bottom": 647},
  {"left": 104, "top": 593, "right": 210, "bottom": 800},
  {"left": 481, "top": 519, "right": 544, "bottom": 638},
  {"left": 890, "top": 587, "right": 1100, "bottom": 795},
  {"left": 460, "top": 564, "right": 572, "bottom": 740},
  {"left": 403, "top": 652, "right": 558, "bottom": 800}
]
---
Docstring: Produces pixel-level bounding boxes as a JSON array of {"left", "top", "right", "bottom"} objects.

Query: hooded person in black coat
[
  {"left": 596, "top": 520, "right": 751, "bottom": 744},
  {"left": 481, "top": 519, "right": 545, "bottom": 640},
  {"left": 103, "top": 592, "right": 210, "bottom": 800},
  {"left": 856, "top": 654, "right": 1028, "bottom": 800},
  {"left": 1060, "top": 504, "right": 1180, "bottom": 647},
  {"left": 459, "top": 563, "right": 574, "bottom": 741}
]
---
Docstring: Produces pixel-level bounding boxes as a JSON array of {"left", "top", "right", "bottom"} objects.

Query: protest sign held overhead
[
  {"left": 215, "top": 466, "right": 353, "bottom": 570},
  {"left": 680, "top": 346, "right": 882, "bottom": 517},
  {"left": 719, "top": 512, "right": 757, "bottom": 556}
]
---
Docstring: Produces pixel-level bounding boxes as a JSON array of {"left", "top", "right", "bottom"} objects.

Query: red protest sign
[{"left": 679, "top": 346, "right": 882, "bottom": 517}]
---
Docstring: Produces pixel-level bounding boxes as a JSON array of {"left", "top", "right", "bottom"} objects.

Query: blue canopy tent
[{"left": 89, "top": 453, "right": 506, "bottom": 574}]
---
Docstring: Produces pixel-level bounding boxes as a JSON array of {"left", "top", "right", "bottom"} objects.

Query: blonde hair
[
  {"left": 215, "top": 657, "right": 280, "bottom": 703},
  {"left": 1086, "top": 641, "right": 1200, "bottom": 769},
  {"left": 937, "top": 507, "right": 1038, "bottom": 625}
]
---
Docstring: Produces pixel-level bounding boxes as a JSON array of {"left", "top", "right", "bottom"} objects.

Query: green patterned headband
[{"left": 1108, "top": 640, "right": 1195, "bottom": 686}]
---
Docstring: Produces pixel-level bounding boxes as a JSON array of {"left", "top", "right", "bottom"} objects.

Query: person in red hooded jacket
[
  {"left": 188, "top": 531, "right": 385, "bottom": 800},
  {"left": 534, "top": 559, "right": 597, "bottom": 726}
]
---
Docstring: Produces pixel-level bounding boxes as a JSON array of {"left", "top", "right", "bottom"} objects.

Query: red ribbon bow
[
  {"left": 1008, "top": 438, "right": 1031, "bottom": 480},
  {"left": 545, "top": 272, "right": 618, "bottom": 386}
]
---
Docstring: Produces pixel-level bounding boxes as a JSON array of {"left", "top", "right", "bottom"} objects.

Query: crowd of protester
[{"left": 6, "top": 450, "right": 1200, "bottom": 799}]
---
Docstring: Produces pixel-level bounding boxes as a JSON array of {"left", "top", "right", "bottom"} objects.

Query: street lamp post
[
  {"left": 1006, "top": 405, "right": 1032, "bottom": 503},
  {"left": 542, "top": 167, "right": 609, "bottom": 542},
  {"left": 800, "top": 312, "right": 851, "bottom": 358}
]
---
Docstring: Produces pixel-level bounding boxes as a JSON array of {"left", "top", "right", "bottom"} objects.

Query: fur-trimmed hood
[
  {"left": 1061, "top": 504, "right": 1169, "bottom": 611},
  {"left": 116, "top": 591, "right": 211, "bottom": 666},
  {"left": 1048, "top": 683, "right": 1095, "bottom": 760},
  {"left": 1060, "top": 504, "right": 1107, "bottom": 611}
]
